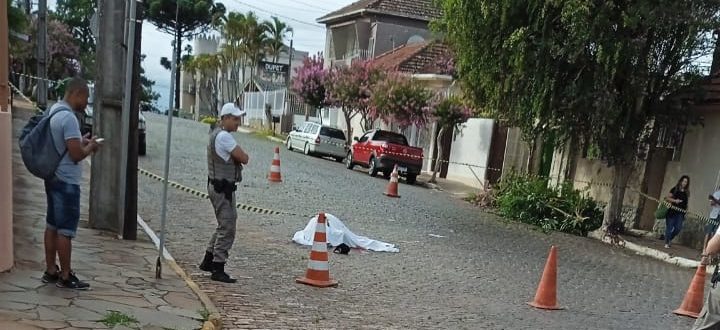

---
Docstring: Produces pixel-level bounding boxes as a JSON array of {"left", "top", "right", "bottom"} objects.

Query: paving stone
[
  {"left": 0, "top": 309, "right": 36, "bottom": 321},
  {"left": 73, "top": 300, "right": 200, "bottom": 330},
  {"left": 164, "top": 292, "right": 203, "bottom": 311},
  {"left": 36, "top": 306, "right": 66, "bottom": 321},
  {"left": 157, "top": 305, "right": 203, "bottom": 320},
  {"left": 49, "top": 307, "right": 104, "bottom": 322},
  {"left": 19, "top": 319, "right": 68, "bottom": 329},
  {"left": 67, "top": 320, "right": 109, "bottom": 329},
  {"left": 0, "top": 292, "right": 71, "bottom": 307},
  {"left": 0, "top": 301, "right": 36, "bottom": 311},
  {"left": 0, "top": 272, "right": 45, "bottom": 290},
  {"left": 0, "top": 320, "right": 43, "bottom": 330},
  {"left": 0, "top": 282, "right": 26, "bottom": 292}
]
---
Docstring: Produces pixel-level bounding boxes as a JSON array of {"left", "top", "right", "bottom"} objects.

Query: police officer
[
  {"left": 695, "top": 227, "right": 720, "bottom": 329},
  {"left": 199, "top": 102, "right": 249, "bottom": 283}
]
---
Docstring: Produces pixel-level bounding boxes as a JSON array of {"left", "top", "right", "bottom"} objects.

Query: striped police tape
[
  {"left": 11, "top": 72, "right": 60, "bottom": 85},
  {"left": 137, "top": 168, "right": 310, "bottom": 218},
  {"left": 9, "top": 82, "right": 43, "bottom": 114}
]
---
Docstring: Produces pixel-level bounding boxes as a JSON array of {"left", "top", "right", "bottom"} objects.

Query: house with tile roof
[{"left": 317, "top": 0, "right": 440, "bottom": 68}]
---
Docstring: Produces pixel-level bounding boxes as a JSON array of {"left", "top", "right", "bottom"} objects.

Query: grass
[
  {"left": 251, "top": 128, "right": 287, "bottom": 142},
  {"left": 198, "top": 308, "right": 210, "bottom": 322},
  {"left": 100, "top": 311, "right": 139, "bottom": 328}
]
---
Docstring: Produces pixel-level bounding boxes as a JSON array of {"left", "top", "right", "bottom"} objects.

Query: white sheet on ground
[{"left": 292, "top": 214, "right": 400, "bottom": 253}]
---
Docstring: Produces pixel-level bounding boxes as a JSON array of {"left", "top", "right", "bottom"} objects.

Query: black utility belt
[{"left": 208, "top": 178, "right": 238, "bottom": 191}]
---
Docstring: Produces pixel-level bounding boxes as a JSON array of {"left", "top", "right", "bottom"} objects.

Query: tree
[
  {"left": 243, "top": 12, "right": 269, "bottom": 90},
  {"left": 429, "top": 96, "right": 472, "bottom": 183},
  {"left": 185, "top": 53, "right": 222, "bottom": 116},
  {"left": 54, "top": 0, "right": 96, "bottom": 79},
  {"left": 326, "top": 60, "right": 384, "bottom": 143},
  {"left": 146, "top": 0, "right": 226, "bottom": 109},
  {"left": 8, "top": 1, "right": 28, "bottom": 33},
  {"left": 139, "top": 55, "right": 161, "bottom": 113},
  {"left": 264, "top": 16, "right": 293, "bottom": 63},
  {"left": 291, "top": 53, "right": 328, "bottom": 121},
  {"left": 438, "top": 0, "right": 720, "bottom": 231},
  {"left": 13, "top": 17, "right": 80, "bottom": 82},
  {"left": 217, "top": 11, "right": 246, "bottom": 101},
  {"left": 370, "top": 72, "right": 433, "bottom": 130}
]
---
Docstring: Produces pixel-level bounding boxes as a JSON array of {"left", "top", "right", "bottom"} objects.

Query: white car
[{"left": 286, "top": 122, "right": 348, "bottom": 162}]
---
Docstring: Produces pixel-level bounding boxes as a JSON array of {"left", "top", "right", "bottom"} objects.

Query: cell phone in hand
[{"left": 95, "top": 138, "right": 105, "bottom": 144}]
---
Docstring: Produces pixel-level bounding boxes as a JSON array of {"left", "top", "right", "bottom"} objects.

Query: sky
[{"left": 44, "top": 0, "right": 355, "bottom": 111}]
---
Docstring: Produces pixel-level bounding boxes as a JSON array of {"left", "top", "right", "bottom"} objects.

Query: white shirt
[
  {"left": 711, "top": 190, "right": 720, "bottom": 219},
  {"left": 214, "top": 131, "right": 238, "bottom": 162}
]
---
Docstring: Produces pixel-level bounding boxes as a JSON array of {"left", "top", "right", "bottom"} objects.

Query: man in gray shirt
[{"left": 41, "top": 77, "right": 101, "bottom": 290}]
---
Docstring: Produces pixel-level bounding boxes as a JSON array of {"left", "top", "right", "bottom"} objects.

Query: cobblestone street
[{"left": 137, "top": 113, "right": 698, "bottom": 329}]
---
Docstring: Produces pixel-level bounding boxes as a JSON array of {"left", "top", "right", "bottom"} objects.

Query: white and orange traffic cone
[
  {"left": 383, "top": 165, "right": 400, "bottom": 198},
  {"left": 296, "top": 213, "right": 338, "bottom": 288},
  {"left": 268, "top": 147, "right": 282, "bottom": 183}
]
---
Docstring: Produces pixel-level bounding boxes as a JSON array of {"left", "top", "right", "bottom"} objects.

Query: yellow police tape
[{"left": 137, "top": 168, "right": 310, "bottom": 218}]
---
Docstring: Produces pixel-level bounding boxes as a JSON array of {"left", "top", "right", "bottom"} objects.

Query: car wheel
[
  {"left": 406, "top": 174, "right": 417, "bottom": 185},
  {"left": 138, "top": 138, "right": 146, "bottom": 156},
  {"left": 368, "top": 157, "right": 379, "bottom": 177},
  {"left": 304, "top": 143, "right": 310, "bottom": 155},
  {"left": 346, "top": 152, "right": 355, "bottom": 169},
  {"left": 286, "top": 137, "right": 292, "bottom": 150}
]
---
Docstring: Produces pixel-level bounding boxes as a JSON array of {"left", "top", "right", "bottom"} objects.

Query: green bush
[
  {"left": 200, "top": 116, "right": 217, "bottom": 125},
  {"left": 493, "top": 173, "right": 603, "bottom": 236}
]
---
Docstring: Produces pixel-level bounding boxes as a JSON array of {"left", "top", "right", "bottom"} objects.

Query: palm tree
[
  {"left": 217, "top": 11, "right": 246, "bottom": 101},
  {"left": 241, "top": 12, "right": 269, "bottom": 92},
  {"left": 263, "top": 17, "right": 293, "bottom": 63},
  {"left": 186, "top": 54, "right": 222, "bottom": 117}
]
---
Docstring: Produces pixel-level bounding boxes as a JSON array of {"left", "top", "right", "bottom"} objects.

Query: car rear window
[
  {"left": 374, "top": 131, "right": 408, "bottom": 145},
  {"left": 320, "top": 127, "right": 346, "bottom": 140}
]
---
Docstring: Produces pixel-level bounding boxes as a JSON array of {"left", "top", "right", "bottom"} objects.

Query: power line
[
  {"left": 228, "top": 0, "right": 326, "bottom": 29},
  {"left": 290, "top": 0, "right": 335, "bottom": 12}
]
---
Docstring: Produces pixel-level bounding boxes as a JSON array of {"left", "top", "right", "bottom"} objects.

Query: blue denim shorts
[{"left": 44, "top": 178, "right": 81, "bottom": 238}]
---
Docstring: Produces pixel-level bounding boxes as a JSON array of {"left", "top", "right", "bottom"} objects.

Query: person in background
[
  {"left": 198, "top": 102, "right": 249, "bottom": 283},
  {"left": 664, "top": 175, "right": 690, "bottom": 248},
  {"left": 41, "top": 77, "right": 102, "bottom": 289},
  {"left": 706, "top": 186, "right": 720, "bottom": 252}
]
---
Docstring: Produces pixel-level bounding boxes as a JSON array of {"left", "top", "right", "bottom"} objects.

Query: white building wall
[{"left": 445, "top": 118, "right": 495, "bottom": 188}]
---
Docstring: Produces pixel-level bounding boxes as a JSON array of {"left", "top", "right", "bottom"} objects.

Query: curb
[
  {"left": 137, "top": 215, "right": 223, "bottom": 330},
  {"left": 588, "top": 230, "right": 705, "bottom": 271}
]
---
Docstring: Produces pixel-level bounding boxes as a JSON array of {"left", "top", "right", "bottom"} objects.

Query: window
[
  {"left": 373, "top": 131, "right": 408, "bottom": 145},
  {"left": 320, "top": 127, "right": 346, "bottom": 140},
  {"left": 359, "top": 133, "right": 371, "bottom": 143},
  {"left": 310, "top": 124, "right": 320, "bottom": 134},
  {"left": 303, "top": 123, "right": 314, "bottom": 133}
]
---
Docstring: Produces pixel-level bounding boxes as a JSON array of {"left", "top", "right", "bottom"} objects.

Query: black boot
[
  {"left": 211, "top": 262, "right": 237, "bottom": 283},
  {"left": 199, "top": 251, "right": 214, "bottom": 272}
]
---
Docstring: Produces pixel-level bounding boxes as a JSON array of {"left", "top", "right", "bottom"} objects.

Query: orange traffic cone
[
  {"left": 383, "top": 165, "right": 400, "bottom": 198},
  {"left": 296, "top": 213, "right": 338, "bottom": 288},
  {"left": 673, "top": 265, "right": 706, "bottom": 318},
  {"left": 528, "top": 245, "right": 562, "bottom": 310},
  {"left": 268, "top": 147, "right": 282, "bottom": 183}
]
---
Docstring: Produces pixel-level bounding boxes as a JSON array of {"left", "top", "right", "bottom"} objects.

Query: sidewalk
[
  {"left": 415, "top": 170, "right": 708, "bottom": 269},
  {"left": 1, "top": 103, "right": 207, "bottom": 330}
]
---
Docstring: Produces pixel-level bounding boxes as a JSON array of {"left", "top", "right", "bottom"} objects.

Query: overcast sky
[{"left": 44, "top": 0, "right": 354, "bottom": 110}]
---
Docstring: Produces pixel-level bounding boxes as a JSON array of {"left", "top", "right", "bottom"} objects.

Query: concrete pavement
[{"left": 1, "top": 102, "right": 209, "bottom": 330}]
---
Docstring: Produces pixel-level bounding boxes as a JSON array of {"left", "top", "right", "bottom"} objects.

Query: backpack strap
[{"left": 46, "top": 105, "right": 74, "bottom": 160}]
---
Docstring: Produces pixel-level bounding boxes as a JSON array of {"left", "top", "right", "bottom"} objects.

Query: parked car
[
  {"left": 286, "top": 122, "right": 347, "bottom": 162},
  {"left": 79, "top": 83, "right": 147, "bottom": 155},
  {"left": 346, "top": 129, "right": 423, "bottom": 184}
]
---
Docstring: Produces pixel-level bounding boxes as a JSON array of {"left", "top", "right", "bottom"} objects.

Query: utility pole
[
  {"left": 89, "top": 0, "right": 129, "bottom": 233},
  {"left": 37, "top": 0, "right": 47, "bottom": 109},
  {"left": 123, "top": 0, "right": 144, "bottom": 240},
  {"left": 0, "top": 0, "right": 15, "bottom": 273}
]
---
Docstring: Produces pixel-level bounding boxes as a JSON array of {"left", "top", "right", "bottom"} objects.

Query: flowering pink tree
[
  {"left": 13, "top": 18, "right": 80, "bottom": 82},
  {"left": 370, "top": 72, "right": 433, "bottom": 130},
  {"left": 291, "top": 53, "right": 329, "bottom": 121},
  {"left": 326, "top": 60, "right": 384, "bottom": 143},
  {"left": 429, "top": 95, "right": 473, "bottom": 183}
]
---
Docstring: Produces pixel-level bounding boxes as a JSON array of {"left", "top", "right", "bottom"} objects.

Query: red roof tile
[
  {"left": 373, "top": 41, "right": 452, "bottom": 75},
  {"left": 317, "top": 0, "right": 441, "bottom": 24}
]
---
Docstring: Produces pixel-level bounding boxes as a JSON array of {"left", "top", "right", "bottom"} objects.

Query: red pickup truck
[{"left": 346, "top": 129, "right": 424, "bottom": 184}]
